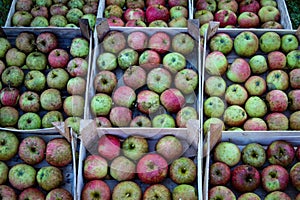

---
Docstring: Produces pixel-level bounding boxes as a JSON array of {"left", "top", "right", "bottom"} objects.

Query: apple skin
[
  {"left": 0, "top": 87, "right": 19, "bottom": 106},
  {"left": 174, "top": 68, "right": 198, "bottom": 94},
  {"left": 231, "top": 164, "right": 261, "bottom": 192},
  {"left": 125, "top": 19, "right": 147, "bottom": 27},
  {"left": 12, "top": 11, "right": 33, "bottom": 26},
  {"left": 127, "top": 31, "right": 148, "bottom": 52},
  {"left": 18, "top": 112, "right": 42, "bottom": 130},
  {"left": 227, "top": 58, "right": 251, "bottom": 83},
  {"left": 209, "top": 161, "right": 231, "bottom": 186},
  {"left": 149, "top": 19, "right": 168, "bottom": 27},
  {"left": 267, "top": 51, "right": 286, "bottom": 70},
  {"left": 265, "top": 191, "right": 291, "bottom": 200},
  {"left": 205, "top": 51, "right": 228, "bottom": 75},
  {"left": 143, "top": 184, "right": 171, "bottom": 200},
  {"left": 172, "top": 33, "right": 195, "bottom": 55},
  {"left": 46, "top": 138, "right": 72, "bottom": 167},
  {"left": 281, "top": 34, "right": 299, "bottom": 54},
  {"left": 287, "top": 50, "right": 300, "bottom": 70},
  {"left": 261, "top": 164, "right": 289, "bottom": 192},
  {"left": 104, "top": 4, "right": 123, "bottom": 18},
  {"left": 239, "top": 0, "right": 261, "bottom": 13},
  {"left": 288, "top": 90, "right": 300, "bottom": 111},
  {"left": 266, "top": 69, "right": 289, "bottom": 91},
  {"left": 160, "top": 88, "right": 185, "bottom": 113},
  {"left": 208, "top": 185, "right": 236, "bottom": 200},
  {"left": 0, "top": 131, "right": 19, "bottom": 161},
  {"left": 18, "top": 136, "right": 46, "bottom": 165},
  {"left": 1, "top": 66, "right": 24, "bottom": 88},
  {"left": 234, "top": 31, "right": 259, "bottom": 57},
  {"left": 259, "top": 31, "right": 281, "bottom": 53},
  {"left": 170, "top": 157, "right": 197, "bottom": 184},
  {"left": 63, "top": 95, "right": 85, "bottom": 117},
  {"left": 123, "top": 8, "right": 145, "bottom": 22},
  {"left": 137, "top": 153, "right": 168, "bottom": 184},
  {"left": 218, "top": 0, "right": 238, "bottom": 12},
  {"left": 137, "top": 90, "right": 160, "bottom": 114},
  {"left": 290, "top": 111, "right": 300, "bottom": 130},
  {"left": 112, "top": 181, "right": 142, "bottom": 200},
  {"left": 123, "top": 65, "right": 146, "bottom": 90},
  {"left": 290, "top": 69, "right": 300, "bottom": 89},
  {"left": 66, "top": 57, "right": 88, "bottom": 77},
  {"left": 194, "top": 10, "right": 214, "bottom": 25},
  {"left": 238, "top": 11, "right": 260, "bottom": 28},
  {"left": 97, "top": 134, "right": 120, "bottom": 161},
  {"left": 209, "top": 33, "right": 233, "bottom": 55},
  {"left": 146, "top": 0, "right": 166, "bottom": 6},
  {"left": 214, "top": 141, "right": 241, "bottom": 167},
  {"left": 155, "top": 135, "right": 183, "bottom": 163},
  {"left": 0, "top": 161, "right": 8, "bottom": 184},
  {"left": 94, "top": 116, "right": 112, "bottom": 128},
  {"left": 48, "top": 48, "right": 69, "bottom": 68},
  {"left": 243, "top": 118, "right": 268, "bottom": 131},
  {"left": 0, "top": 37, "right": 11, "bottom": 58},
  {"left": 163, "top": 52, "right": 186, "bottom": 74},
  {"left": 176, "top": 106, "right": 198, "bottom": 128},
  {"left": 203, "top": 117, "right": 225, "bottom": 136},
  {"left": 266, "top": 112, "right": 289, "bottom": 130},
  {"left": 103, "top": 31, "right": 126, "bottom": 54},
  {"left": 47, "top": 68, "right": 70, "bottom": 90},
  {"left": 225, "top": 84, "right": 248, "bottom": 105},
  {"left": 42, "top": 111, "right": 64, "bottom": 128},
  {"left": 122, "top": 135, "right": 148, "bottom": 161},
  {"left": 258, "top": 5, "right": 280, "bottom": 23},
  {"left": 9, "top": 163, "right": 36, "bottom": 190},
  {"left": 147, "top": 67, "right": 172, "bottom": 94},
  {"left": 139, "top": 50, "right": 161, "bottom": 71},
  {"left": 117, "top": 48, "right": 139, "bottom": 70},
  {"left": 50, "top": 15, "right": 68, "bottom": 27},
  {"left": 196, "top": 0, "right": 217, "bottom": 12},
  {"left": 204, "top": 75, "right": 226, "bottom": 97},
  {"left": 67, "top": 77, "right": 86, "bottom": 95},
  {"left": 152, "top": 113, "right": 176, "bottom": 128},
  {"left": 261, "top": 21, "right": 283, "bottom": 29},
  {"left": 6, "top": 48, "right": 26, "bottom": 67},
  {"left": 238, "top": 192, "right": 260, "bottom": 200},
  {"left": 107, "top": 16, "right": 125, "bottom": 26},
  {"left": 110, "top": 156, "right": 136, "bottom": 181},
  {"left": 266, "top": 90, "right": 288, "bottom": 112},
  {"left": 15, "top": 32, "right": 35, "bottom": 54},
  {"left": 249, "top": 55, "right": 268, "bottom": 74},
  {"left": 26, "top": 51, "right": 47, "bottom": 70},
  {"left": 148, "top": 32, "right": 171, "bottom": 54},
  {"left": 214, "top": 9, "right": 237, "bottom": 28},
  {"left": 81, "top": 180, "right": 111, "bottom": 200},
  {"left": 145, "top": 4, "right": 170, "bottom": 23},
  {"left": 0, "top": 106, "right": 19, "bottom": 127},
  {"left": 106, "top": 0, "right": 126, "bottom": 7},
  {"left": 267, "top": 140, "right": 295, "bottom": 167},
  {"left": 170, "top": 6, "right": 188, "bottom": 19},
  {"left": 204, "top": 96, "right": 225, "bottom": 118},
  {"left": 31, "top": 16, "right": 49, "bottom": 27},
  {"left": 130, "top": 116, "right": 152, "bottom": 127},
  {"left": 112, "top": 86, "right": 136, "bottom": 108},
  {"left": 90, "top": 93, "right": 112, "bottom": 116},
  {"left": 19, "top": 187, "right": 45, "bottom": 200},
  {"left": 24, "top": 70, "right": 46, "bottom": 92},
  {"left": 242, "top": 142, "right": 266, "bottom": 168},
  {"left": 49, "top": 4, "right": 68, "bottom": 16},
  {"left": 245, "top": 76, "right": 266, "bottom": 96},
  {"left": 290, "top": 162, "right": 300, "bottom": 191},
  {"left": 36, "top": 32, "right": 58, "bottom": 53},
  {"left": 46, "top": 188, "right": 73, "bottom": 200},
  {"left": 245, "top": 96, "right": 267, "bottom": 118},
  {"left": 109, "top": 106, "right": 132, "bottom": 127},
  {"left": 97, "top": 52, "right": 117, "bottom": 71},
  {"left": 168, "top": 0, "right": 188, "bottom": 7},
  {"left": 0, "top": 185, "right": 17, "bottom": 200},
  {"left": 94, "top": 70, "right": 117, "bottom": 94},
  {"left": 70, "top": 37, "right": 89, "bottom": 58}
]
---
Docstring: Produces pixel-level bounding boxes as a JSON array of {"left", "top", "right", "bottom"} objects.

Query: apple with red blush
[
  {"left": 218, "top": 0, "right": 238, "bottom": 13},
  {"left": 261, "top": 164, "right": 289, "bottom": 192},
  {"left": 266, "top": 90, "right": 288, "bottom": 112},
  {"left": 109, "top": 106, "right": 132, "bottom": 127},
  {"left": 0, "top": 87, "right": 19, "bottom": 106},
  {"left": 107, "top": 16, "right": 125, "bottom": 26},
  {"left": 209, "top": 162, "right": 231, "bottom": 186},
  {"left": 267, "top": 51, "right": 286, "bottom": 70},
  {"left": 146, "top": 4, "right": 170, "bottom": 23},
  {"left": 288, "top": 90, "right": 300, "bottom": 111},
  {"left": 238, "top": 11, "right": 260, "bottom": 28},
  {"left": 239, "top": 0, "right": 261, "bottom": 13},
  {"left": 267, "top": 140, "right": 295, "bottom": 167},
  {"left": 48, "top": 48, "right": 69, "bottom": 68},
  {"left": 124, "top": 8, "right": 145, "bottom": 22},
  {"left": 214, "top": 9, "right": 237, "bottom": 28},
  {"left": 97, "top": 134, "right": 120, "bottom": 161}
]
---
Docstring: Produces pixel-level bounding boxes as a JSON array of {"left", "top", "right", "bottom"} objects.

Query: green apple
[
  {"left": 245, "top": 75, "right": 267, "bottom": 96},
  {"left": 0, "top": 131, "right": 19, "bottom": 160},
  {"left": 36, "top": 166, "right": 63, "bottom": 191},
  {"left": 163, "top": 52, "right": 186, "bottom": 74},
  {"left": 42, "top": 111, "right": 64, "bottom": 128},
  {"left": 6, "top": 48, "right": 26, "bottom": 67},
  {"left": 117, "top": 48, "right": 139, "bottom": 70},
  {"left": 281, "top": 34, "right": 299, "bottom": 54},
  {"left": 214, "top": 141, "right": 241, "bottom": 167},
  {"left": 223, "top": 105, "right": 248, "bottom": 127},
  {"left": 70, "top": 37, "right": 89, "bottom": 58},
  {"left": 90, "top": 93, "right": 112, "bottom": 116},
  {"left": 30, "top": 16, "right": 49, "bottom": 27},
  {"left": 234, "top": 31, "right": 259, "bottom": 57},
  {"left": 225, "top": 84, "right": 248, "bottom": 105},
  {"left": 286, "top": 50, "right": 300, "bottom": 69},
  {"left": 209, "top": 33, "right": 233, "bottom": 55},
  {"left": 24, "top": 70, "right": 46, "bottom": 92},
  {"left": 203, "top": 117, "right": 225, "bottom": 135},
  {"left": 170, "top": 157, "right": 197, "bottom": 184},
  {"left": 47, "top": 68, "right": 69, "bottom": 90},
  {"left": 66, "top": 8, "right": 83, "bottom": 25},
  {"left": 0, "top": 37, "right": 11, "bottom": 58},
  {"left": 50, "top": 15, "right": 68, "bottom": 27},
  {"left": 266, "top": 69, "right": 289, "bottom": 90},
  {"left": 245, "top": 96, "right": 267, "bottom": 118},
  {"left": 172, "top": 184, "right": 197, "bottom": 200},
  {"left": 259, "top": 31, "right": 281, "bottom": 53},
  {"left": 97, "top": 52, "right": 117, "bottom": 71},
  {"left": 204, "top": 76, "right": 226, "bottom": 97},
  {"left": 249, "top": 55, "right": 268, "bottom": 74},
  {"left": 122, "top": 136, "right": 148, "bottom": 161},
  {"left": 0, "top": 161, "right": 8, "bottom": 184},
  {"left": 205, "top": 51, "right": 228, "bottom": 75},
  {"left": 1, "top": 66, "right": 24, "bottom": 87},
  {"left": 40, "top": 89, "right": 62, "bottom": 111},
  {"left": 8, "top": 164, "right": 36, "bottom": 190},
  {"left": 0, "top": 106, "right": 19, "bottom": 127},
  {"left": 18, "top": 112, "right": 41, "bottom": 130},
  {"left": 204, "top": 96, "right": 225, "bottom": 118},
  {"left": 65, "top": 116, "right": 81, "bottom": 134},
  {"left": 152, "top": 114, "right": 176, "bottom": 128},
  {"left": 26, "top": 51, "right": 47, "bottom": 70}
]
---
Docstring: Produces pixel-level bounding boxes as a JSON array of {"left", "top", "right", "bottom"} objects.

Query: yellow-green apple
[
  {"left": 204, "top": 75, "right": 226, "bottom": 96},
  {"left": 231, "top": 164, "right": 261, "bottom": 192},
  {"left": 84, "top": 155, "right": 108, "bottom": 180},
  {"left": 226, "top": 58, "right": 251, "bottom": 83},
  {"left": 36, "top": 32, "right": 58, "bottom": 53},
  {"left": 30, "top": 16, "right": 49, "bottom": 27},
  {"left": 266, "top": 69, "right": 289, "bottom": 90},
  {"left": 162, "top": 52, "right": 186, "bottom": 73},
  {"left": 94, "top": 70, "right": 117, "bottom": 94},
  {"left": 46, "top": 138, "right": 72, "bottom": 167},
  {"left": 125, "top": 19, "right": 147, "bottom": 27},
  {"left": 225, "top": 84, "right": 248, "bottom": 105},
  {"left": 214, "top": 9, "right": 237, "bottom": 27},
  {"left": 243, "top": 117, "right": 267, "bottom": 131},
  {"left": 109, "top": 106, "right": 132, "bottom": 127},
  {"left": 70, "top": 37, "right": 89, "bottom": 58},
  {"left": 258, "top": 5, "right": 280, "bottom": 23},
  {"left": 260, "top": 0, "right": 277, "bottom": 7},
  {"left": 137, "top": 153, "right": 168, "bottom": 184},
  {"left": 42, "top": 110, "right": 64, "bottom": 128},
  {"left": 103, "top": 31, "right": 126, "bottom": 54},
  {"left": 261, "top": 164, "right": 289, "bottom": 192},
  {"left": 209, "top": 161, "right": 231, "bottom": 186},
  {"left": 239, "top": 0, "right": 260, "bottom": 13},
  {"left": 155, "top": 135, "right": 183, "bottom": 162},
  {"left": 19, "top": 91, "right": 40, "bottom": 112},
  {"left": 196, "top": 0, "right": 217, "bottom": 12},
  {"left": 224, "top": 105, "right": 248, "bottom": 127},
  {"left": 146, "top": 0, "right": 166, "bottom": 6},
  {"left": 0, "top": 185, "right": 17, "bottom": 200},
  {"left": 67, "top": 77, "right": 86, "bottom": 95},
  {"left": 112, "top": 86, "right": 136, "bottom": 108},
  {"left": 112, "top": 181, "right": 142, "bottom": 200},
  {"left": 0, "top": 37, "right": 11, "bottom": 58},
  {"left": 15, "top": 32, "right": 35, "bottom": 54},
  {"left": 104, "top": 4, "right": 123, "bottom": 18},
  {"left": 12, "top": 11, "right": 33, "bottom": 26},
  {"left": 194, "top": 10, "right": 214, "bottom": 25},
  {"left": 81, "top": 13, "right": 96, "bottom": 29},
  {"left": 267, "top": 140, "right": 295, "bottom": 167},
  {"left": 173, "top": 184, "right": 197, "bottom": 200},
  {"left": 290, "top": 111, "right": 300, "bottom": 130},
  {"left": 148, "top": 19, "right": 168, "bottom": 27},
  {"left": 148, "top": 32, "right": 171, "bottom": 54},
  {"left": 214, "top": 141, "right": 241, "bottom": 167},
  {"left": 5, "top": 48, "right": 26, "bottom": 67},
  {"left": 66, "top": 57, "right": 88, "bottom": 77},
  {"left": 266, "top": 90, "right": 288, "bottom": 112},
  {"left": 234, "top": 31, "right": 259, "bottom": 57},
  {"left": 287, "top": 50, "right": 300, "bottom": 69},
  {"left": 152, "top": 114, "right": 176, "bottom": 128},
  {"left": 288, "top": 90, "right": 300, "bottom": 111},
  {"left": 218, "top": 0, "right": 238, "bottom": 12},
  {"left": 204, "top": 96, "right": 225, "bottom": 118},
  {"left": 81, "top": 180, "right": 111, "bottom": 200},
  {"left": 47, "top": 68, "right": 69, "bottom": 90},
  {"left": 176, "top": 106, "right": 198, "bottom": 127},
  {"left": 0, "top": 87, "right": 19, "bottom": 106},
  {"left": 24, "top": 70, "right": 46, "bottom": 92},
  {"left": 127, "top": 31, "right": 148, "bottom": 52},
  {"left": 26, "top": 51, "right": 47, "bottom": 70},
  {"left": 63, "top": 95, "right": 84, "bottom": 117},
  {"left": 124, "top": 8, "right": 145, "bottom": 22},
  {"left": 126, "top": 0, "right": 145, "bottom": 8},
  {"left": 209, "top": 185, "right": 236, "bottom": 199},
  {"left": 107, "top": 16, "right": 125, "bottom": 26},
  {"left": 200, "top": 23, "right": 209, "bottom": 38},
  {"left": 117, "top": 48, "right": 139, "bottom": 70},
  {"left": 245, "top": 96, "right": 267, "bottom": 117},
  {"left": 170, "top": 6, "right": 188, "bottom": 19},
  {"left": 0, "top": 131, "right": 19, "bottom": 160},
  {"left": 97, "top": 52, "right": 117, "bottom": 71},
  {"left": 266, "top": 112, "right": 289, "bottom": 130},
  {"left": 90, "top": 93, "right": 112, "bottom": 116},
  {"left": 145, "top": 4, "right": 170, "bottom": 23},
  {"left": 267, "top": 51, "right": 286, "bottom": 70},
  {"left": 160, "top": 88, "right": 185, "bottom": 113},
  {"left": 130, "top": 116, "right": 152, "bottom": 127},
  {"left": 172, "top": 33, "right": 195, "bottom": 55},
  {"left": 50, "top": 15, "right": 68, "bottom": 27},
  {"left": 110, "top": 156, "right": 136, "bottom": 181},
  {"left": 122, "top": 135, "right": 148, "bottom": 161},
  {"left": 245, "top": 75, "right": 267, "bottom": 95},
  {"left": 0, "top": 106, "right": 19, "bottom": 127},
  {"left": 203, "top": 117, "right": 225, "bottom": 135},
  {"left": 0, "top": 161, "right": 8, "bottom": 184},
  {"left": 249, "top": 54, "right": 268, "bottom": 74},
  {"left": 19, "top": 187, "right": 45, "bottom": 200},
  {"left": 265, "top": 191, "right": 291, "bottom": 200},
  {"left": 94, "top": 116, "right": 112, "bottom": 127},
  {"left": 169, "top": 17, "right": 188, "bottom": 27},
  {"left": 205, "top": 51, "right": 228, "bottom": 75},
  {"left": 46, "top": 188, "right": 72, "bottom": 200},
  {"left": 238, "top": 11, "right": 260, "bottom": 28},
  {"left": 64, "top": 116, "right": 81, "bottom": 134},
  {"left": 143, "top": 184, "right": 171, "bottom": 200},
  {"left": 209, "top": 33, "right": 233, "bottom": 55},
  {"left": 137, "top": 90, "right": 160, "bottom": 114},
  {"left": 9, "top": 163, "right": 36, "bottom": 190},
  {"left": 168, "top": 0, "right": 188, "bottom": 7},
  {"left": 98, "top": 134, "right": 120, "bottom": 161},
  {"left": 139, "top": 50, "right": 161, "bottom": 71},
  {"left": 49, "top": 4, "right": 68, "bottom": 16},
  {"left": 261, "top": 20, "right": 283, "bottom": 28},
  {"left": 170, "top": 157, "right": 197, "bottom": 184},
  {"left": 123, "top": 65, "right": 146, "bottom": 90},
  {"left": 281, "top": 34, "right": 299, "bottom": 54},
  {"left": 242, "top": 142, "right": 266, "bottom": 167},
  {"left": 18, "top": 112, "right": 41, "bottom": 129},
  {"left": 259, "top": 31, "right": 281, "bottom": 53},
  {"left": 147, "top": 67, "right": 172, "bottom": 94}
]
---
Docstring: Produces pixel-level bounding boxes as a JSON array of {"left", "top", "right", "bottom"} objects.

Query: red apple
[
  {"left": 0, "top": 87, "right": 19, "bottom": 106},
  {"left": 239, "top": 0, "right": 261, "bottom": 13},
  {"left": 146, "top": 4, "right": 170, "bottom": 23},
  {"left": 214, "top": 9, "right": 237, "bottom": 28},
  {"left": 97, "top": 134, "right": 120, "bottom": 161},
  {"left": 238, "top": 11, "right": 260, "bottom": 28},
  {"left": 267, "top": 51, "right": 286, "bottom": 70},
  {"left": 160, "top": 88, "right": 185, "bottom": 113}
]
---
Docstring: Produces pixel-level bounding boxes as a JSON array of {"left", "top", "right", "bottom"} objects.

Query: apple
[
  {"left": 107, "top": 16, "right": 125, "bottom": 26},
  {"left": 70, "top": 37, "right": 89, "bottom": 58},
  {"left": 0, "top": 185, "right": 17, "bottom": 200},
  {"left": 127, "top": 31, "right": 148, "bottom": 52},
  {"left": 218, "top": 0, "right": 238, "bottom": 12},
  {"left": 281, "top": 34, "right": 299, "bottom": 54},
  {"left": 104, "top": 4, "right": 123, "bottom": 18},
  {"left": 40, "top": 88, "right": 62, "bottom": 111},
  {"left": 94, "top": 70, "right": 117, "bottom": 94},
  {"left": 173, "top": 184, "right": 198, "bottom": 200},
  {"left": 46, "top": 188, "right": 73, "bottom": 200},
  {"left": 36, "top": 32, "right": 58, "bottom": 54},
  {"left": 148, "top": 19, "right": 168, "bottom": 27},
  {"left": 231, "top": 164, "right": 261, "bottom": 192},
  {"left": 109, "top": 106, "right": 132, "bottom": 127},
  {"left": 18, "top": 136, "right": 45, "bottom": 165},
  {"left": 146, "top": 0, "right": 165, "bottom": 6},
  {"left": 243, "top": 118, "right": 268, "bottom": 131},
  {"left": 90, "top": 93, "right": 112, "bottom": 116},
  {"left": 0, "top": 106, "right": 19, "bottom": 127},
  {"left": 0, "top": 87, "right": 19, "bottom": 106},
  {"left": 117, "top": 48, "right": 139, "bottom": 70},
  {"left": 48, "top": 48, "right": 69, "bottom": 68},
  {"left": 147, "top": 67, "right": 172, "bottom": 94},
  {"left": 30, "top": 16, "right": 49, "bottom": 27},
  {"left": 245, "top": 75, "right": 267, "bottom": 96},
  {"left": 16, "top": 0, "right": 33, "bottom": 11},
  {"left": 97, "top": 134, "right": 120, "bottom": 161},
  {"left": 37, "top": 166, "right": 63, "bottom": 191},
  {"left": 160, "top": 88, "right": 185, "bottom": 113},
  {"left": 259, "top": 31, "right": 281, "bottom": 53},
  {"left": 267, "top": 140, "right": 295, "bottom": 167},
  {"left": 260, "top": 0, "right": 277, "bottom": 7},
  {"left": 168, "top": 16, "right": 188, "bottom": 27},
  {"left": 156, "top": 135, "right": 183, "bottom": 162},
  {"left": 125, "top": 19, "right": 147, "bottom": 27},
  {"left": 81, "top": 180, "right": 111, "bottom": 200},
  {"left": 194, "top": 10, "right": 214, "bottom": 26},
  {"left": 204, "top": 75, "right": 226, "bottom": 97},
  {"left": 123, "top": 65, "right": 146, "bottom": 90},
  {"left": 203, "top": 117, "right": 225, "bottom": 135},
  {"left": 289, "top": 90, "right": 300, "bottom": 111},
  {"left": 242, "top": 142, "right": 266, "bottom": 168},
  {"left": 63, "top": 95, "right": 85, "bottom": 117},
  {"left": 196, "top": 0, "right": 217, "bottom": 12},
  {"left": 112, "top": 86, "right": 136, "bottom": 108},
  {"left": 137, "top": 90, "right": 160, "bottom": 114},
  {"left": 9, "top": 163, "right": 36, "bottom": 190},
  {"left": 146, "top": 4, "right": 170, "bottom": 23},
  {"left": 265, "top": 191, "right": 291, "bottom": 200},
  {"left": 106, "top": 0, "right": 126, "bottom": 7},
  {"left": 209, "top": 161, "right": 231, "bottom": 186},
  {"left": 31, "top": 6, "right": 49, "bottom": 18},
  {"left": 49, "top": 4, "right": 68, "bottom": 16},
  {"left": 170, "top": 6, "right": 188, "bottom": 19},
  {"left": 225, "top": 83, "right": 248, "bottom": 105},
  {"left": 47, "top": 68, "right": 69, "bottom": 90},
  {"left": 139, "top": 50, "right": 161, "bottom": 71},
  {"left": 266, "top": 112, "right": 289, "bottom": 130},
  {"left": 214, "top": 9, "right": 237, "bottom": 28},
  {"left": 258, "top": 6, "right": 280, "bottom": 23},
  {"left": 143, "top": 184, "right": 171, "bottom": 200},
  {"left": 261, "top": 164, "right": 289, "bottom": 192},
  {"left": 1, "top": 66, "right": 24, "bottom": 88},
  {"left": 36, "top": 0, "right": 51, "bottom": 7},
  {"left": 205, "top": 51, "right": 228, "bottom": 75},
  {"left": 152, "top": 113, "right": 176, "bottom": 127},
  {"left": 204, "top": 96, "right": 225, "bottom": 118},
  {"left": 234, "top": 31, "right": 259, "bottom": 57},
  {"left": 110, "top": 156, "right": 136, "bottom": 181},
  {"left": 290, "top": 162, "right": 300, "bottom": 191},
  {"left": 124, "top": 8, "right": 145, "bottom": 22},
  {"left": 122, "top": 135, "right": 148, "bottom": 161},
  {"left": 239, "top": 0, "right": 261, "bottom": 13},
  {"left": 130, "top": 116, "right": 152, "bottom": 127},
  {"left": 226, "top": 58, "right": 251, "bottom": 83},
  {"left": 176, "top": 106, "right": 198, "bottom": 127},
  {"left": 209, "top": 33, "right": 233, "bottom": 55},
  {"left": 287, "top": 50, "right": 300, "bottom": 69},
  {"left": 46, "top": 138, "right": 72, "bottom": 167},
  {"left": 148, "top": 32, "right": 171, "bottom": 54},
  {"left": 290, "top": 111, "right": 300, "bottom": 130},
  {"left": 267, "top": 51, "right": 286, "bottom": 70},
  {"left": 0, "top": 37, "right": 11, "bottom": 58},
  {"left": 0, "top": 161, "right": 8, "bottom": 184},
  {"left": 266, "top": 69, "right": 289, "bottom": 91},
  {"left": 6, "top": 48, "right": 26, "bottom": 67},
  {"left": 15, "top": 32, "right": 35, "bottom": 54},
  {"left": 94, "top": 116, "right": 112, "bottom": 128},
  {"left": 0, "top": 131, "right": 19, "bottom": 161},
  {"left": 238, "top": 11, "right": 260, "bottom": 28},
  {"left": 249, "top": 54, "right": 268, "bottom": 74},
  {"left": 84, "top": 155, "right": 108, "bottom": 180},
  {"left": 245, "top": 96, "right": 267, "bottom": 118},
  {"left": 0, "top": 60, "right": 5, "bottom": 76},
  {"left": 26, "top": 51, "right": 47, "bottom": 70},
  {"left": 49, "top": 15, "right": 68, "bottom": 27},
  {"left": 224, "top": 105, "right": 248, "bottom": 127},
  {"left": 266, "top": 90, "right": 288, "bottom": 112},
  {"left": 24, "top": 70, "right": 46, "bottom": 92},
  {"left": 12, "top": 11, "right": 33, "bottom": 26},
  {"left": 19, "top": 91, "right": 40, "bottom": 113},
  {"left": 112, "top": 181, "right": 142, "bottom": 200},
  {"left": 137, "top": 153, "right": 168, "bottom": 184},
  {"left": 172, "top": 33, "right": 195, "bottom": 55},
  {"left": 261, "top": 20, "right": 283, "bottom": 29},
  {"left": 42, "top": 111, "right": 64, "bottom": 128},
  {"left": 126, "top": 0, "right": 145, "bottom": 8},
  {"left": 19, "top": 188, "right": 45, "bottom": 200},
  {"left": 67, "top": 77, "right": 86, "bottom": 95},
  {"left": 214, "top": 141, "right": 241, "bottom": 167},
  {"left": 170, "top": 157, "right": 197, "bottom": 184},
  {"left": 97, "top": 52, "right": 117, "bottom": 71},
  {"left": 18, "top": 112, "right": 42, "bottom": 130},
  {"left": 102, "top": 31, "right": 126, "bottom": 54},
  {"left": 168, "top": 0, "right": 188, "bottom": 7},
  {"left": 64, "top": 116, "right": 81, "bottom": 134}
]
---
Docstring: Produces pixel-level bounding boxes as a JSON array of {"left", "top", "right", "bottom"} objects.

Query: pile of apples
[
  {"left": 90, "top": 30, "right": 199, "bottom": 128},
  {"left": 196, "top": 0, "right": 284, "bottom": 29},
  {"left": 0, "top": 130, "right": 73, "bottom": 199},
  {"left": 203, "top": 30, "right": 300, "bottom": 132},
  {"left": 209, "top": 139, "right": 300, "bottom": 199},
  {"left": 11, "top": 0, "right": 97, "bottom": 27},
  {"left": 104, "top": 0, "right": 190, "bottom": 27},
  {"left": 81, "top": 134, "right": 198, "bottom": 199},
  {"left": 0, "top": 30, "right": 90, "bottom": 131}
]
